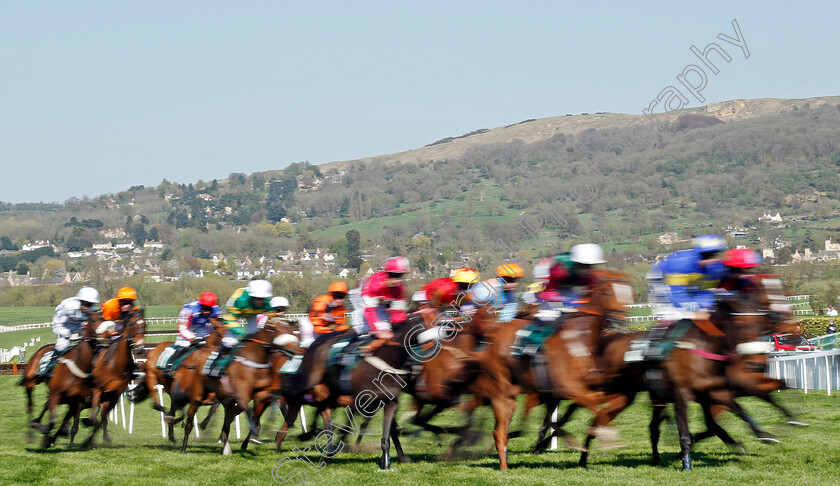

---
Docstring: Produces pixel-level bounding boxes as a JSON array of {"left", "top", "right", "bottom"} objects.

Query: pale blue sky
[{"left": 2, "top": 2, "right": 838, "bottom": 203}]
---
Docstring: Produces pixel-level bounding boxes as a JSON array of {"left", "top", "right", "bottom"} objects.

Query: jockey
[
  {"left": 361, "top": 256, "right": 411, "bottom": 342},
  {"left": 166, "top": 292, "right": 221, "bottom": 376},
  {"left": 470, "top": 263, "right": 524, "bottom": 322},
  {"left": 309, "top": 281, "right": 349, "bottom": 335},
  {"left": 206, "top": 280, "right": 273, "bottom": 377},
  {"left": 40, "top": 286, "right": 100, "bottom": 377},
  {"left": 451, "top": 267, "right": 481, "bottom": 315},
  {"left": 257, "top": 296, "right": 290, "bottom": 330},
  {"left": 719, "top": 248, "right": 762, "bottom": 294},
  {"left": 105, "top": 287, "right": 140, "bottom": 333},
  {"left": 522, "top": 258, "right": 551, "bottom": 305},
  {"left": 539, "top": 244, "right": 605, "bottom": 307},
  {"left": 420, "top": 277, "right": 460, "bottom": 311},
  {"left": 648, "top": 234, "right": 727, "bottom": 322}
]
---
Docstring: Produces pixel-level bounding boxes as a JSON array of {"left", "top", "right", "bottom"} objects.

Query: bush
[{"left": 795, "top": 317, "right": 837, "bottom": 338}]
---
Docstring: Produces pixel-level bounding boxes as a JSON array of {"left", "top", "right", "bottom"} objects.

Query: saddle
[{"left": 325, "top": 333, "right": 374, "bottom": 395}]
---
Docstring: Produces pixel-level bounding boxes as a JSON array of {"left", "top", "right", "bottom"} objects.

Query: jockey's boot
[
  {"left": 165, "top": 347, "right": 189, "bottom": 378},
  {"left": 207, "top": 345, "right": 234, "bottom": 378},
  {"left": 39, "top": 350, "right": 58, "bottom": 378}
]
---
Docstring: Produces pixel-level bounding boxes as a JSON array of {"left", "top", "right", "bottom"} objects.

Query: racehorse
[
  {"left": 28, "top": 314, "right": 103, "bottom": 448},
  {"left": 80, "top": 309, "right": 146, "bottom": 448},
  {"left": 178, "top": 321, "right": 301, "bottom": 454},
  {"left": 134, "top": 317, "right": 227, "bottom": 442},
  {"left": 475, "top": 270, "right": 634, "bottom": 469},
  {"left": 281, "top": 315, "right": 442, "bottom": 469}
]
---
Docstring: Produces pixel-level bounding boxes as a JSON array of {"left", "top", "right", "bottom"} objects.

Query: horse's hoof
[
  {"left": 787, "top": 420, "right": 809, "bottom": 426},
  {"left": 730, "top": 444, "right": 747, "bottom": 455},
  {"left": 758, "top": 434, "right": 780, "bottom": 444},
  {"left": 397, "top": 456, "right": 412, "bottom": 464},
  {"left": 81, "top": 418, "right": 95, "bottom": 428},
  {"left": 564, "top": 437, "right": 587, "bottom": 452},
  {"left": 249, "top": 437, "right": 263, "bottom": 445},
  {"left": 57, "top": 425, "right": 70, "bottom": 437}
]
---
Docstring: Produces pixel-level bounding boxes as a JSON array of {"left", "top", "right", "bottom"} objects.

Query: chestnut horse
[
  {"left": 474, "top": 270, "right": 633, "bottom": 470},
  {"left": 135, "top": 317, "right": 226, "bottom": 442},
  {"left": 79, "top": 309, "right": 146, "bottom": 448},
  {"left": 177, "top": 321, "right": 301, "bottom": 454}
]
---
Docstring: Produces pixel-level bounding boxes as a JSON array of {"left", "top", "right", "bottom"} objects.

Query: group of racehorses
[{"left": 19, "top": 271, "right": 805, "bottom": 471}]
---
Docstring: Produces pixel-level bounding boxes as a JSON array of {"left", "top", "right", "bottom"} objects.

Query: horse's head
[
  {"left": 588, "top": 270, "right": 634, "bottom": 328},
  {"left": 751, "top": 275, "right": 799, "bottom": 335},
  {"left": 260, "top": 318, "right": 303, "bottom": 354},
  {"left": 122, "top": 308, "right": 147, "bottom": 352}
]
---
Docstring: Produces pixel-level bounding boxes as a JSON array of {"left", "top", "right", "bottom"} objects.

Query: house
[
  {"left": 277, "top": 266, "right": 304, "bottom": 278},
  {"left": 211, "top": 253, "right": 226, "bottom": 265},
  {"left": 826, "top": 239, "right": 840, "bottom": 252},
  {"left": 762, "top": 248, "right": 776, "bottom": 260},
  {"left": 759, "top": 212, "right": 783, "bottom": 223},
  {"left": 322, "top": 253, "right": 337, "bottom": 265},
  {"left": 197, "top": 193, "right": 213, "bottom": 201},
  {"left": 20, "top": 240, "right": 54, "bottom": 252},
  {"left": 115, "top": 241, "right": 135, "bottom": 250},
  {"left": 92, "top": 243, "right": 112, "bottom": 250},
  {"left": 338, "top": 268, "right": 351, "bottom": 278},
  {"left": 311, "top": 266, "right": 330, "bottom": 275},
  {"left": 144, "top": 241, "right": 165, "bottom": 249},
  {"left": 658, "top": 232, "right": 680, "bottom": 245},
  {"left": 99, "top": 228, "right": 127, "bottom": 239},
  {"left": 277, "top": 250, "right": 295, "bottom": 261}
]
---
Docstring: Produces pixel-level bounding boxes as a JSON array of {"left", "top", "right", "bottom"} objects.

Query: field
[
  {"left": 1, "top": 374, "right": 838, "bottom": 485},
  {"left": 0, "top": 306, "right": 182, "bottom": 353}
]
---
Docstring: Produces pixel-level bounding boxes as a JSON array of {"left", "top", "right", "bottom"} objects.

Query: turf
[{"left": 2, "top": 374, "right": 838, "bottom": 485}]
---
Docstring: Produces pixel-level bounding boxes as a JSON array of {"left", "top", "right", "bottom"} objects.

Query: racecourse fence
[{"left": 767, "top": 349, "right": 840, "bottom": 395}]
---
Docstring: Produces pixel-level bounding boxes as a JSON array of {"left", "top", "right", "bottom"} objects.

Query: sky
[{"left": 2, "top": 1, "right": 839, "bottom": 203}]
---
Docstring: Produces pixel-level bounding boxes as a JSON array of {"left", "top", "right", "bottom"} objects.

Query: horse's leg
[
  {"left": 379, "top": 400, "right": 399, "bottom": 470},
  {"left": 25, "top": 381, "right": 36, "bottom": 442},
  {"left": 674, "top": 393, "right": 693, "bottom": 471},
  {"left": 698, "top": 399, "right": 745, "bottom": 454},
  {"left": 53, "top": 406, "right": 74, "bottom": 446},
  {"left": 199, "top": 399, "right": 220, "bottom": 430},
  {"left": 650, "top": 404, "right": 666, "bottom": 466},
  {"left": 578, "top": 391, "right": 637, "bottom": 467},
  {"left": 755, "top": 390, "right": 808, "bottom": 426},
  {"left": 69, "top": 404, "right": 82, "bottom": 446},
  {"left": 219, "top": 404, "right": 237, "bottom": 456},
  {"left": 711, "top": 390, "right": 779, "bottom": 443},
  {"left": 354, "top": 415, "right": 373, "bottom": 450},
  {"left": 490, "top": 395, "right": 517, "bottom": 470},
  {"left": 83, "top": 388, "right": 102, "bottom": 428},
  {"left": 390, "top": 414, "right": 410, "bottom": 463},
  {"left": 511, "top": 392, "right": 541, "bottom": 439},
  {"left": 275, "top": 398, "right": 300, "bottom": 452},
  {"left": 180, "top": 402, "right": 199, "bottom": 454},
  {"left": 243, "top": 396, "right": 271, "bottom": 450},
  {"left": 36, "top": 392, "right": 59, "bottom": 447},
  {"left": 411, "top": 402, "right": 451, "bottom": 435},
  {"left": 100, "top": 399, "right": 113, "bottom": 444}
]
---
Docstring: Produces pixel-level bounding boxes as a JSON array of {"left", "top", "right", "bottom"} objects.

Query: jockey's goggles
[
  {"left": 387, "top": 272, "right": 403, "bottom": 279},
  {"left": 200, "top": 305, "right": 213, "bottom": 313},
  {"left": 119, "top": 299, "right": 133, "bottom": 306},
  {"left": 79, "top": 300, "right": 94, "bottom": 308},
  {"left": 699, "top": 250, "right": 719, "bottom": 260},
  {"left": 501, "top": 276, "right": 519, "bottom": 284}
]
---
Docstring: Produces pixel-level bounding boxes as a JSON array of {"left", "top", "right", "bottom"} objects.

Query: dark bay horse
[
  {"left": 80, "top": 309, "right": 146, "bottom": 448},
  {"left": 283, "top": 316, "right": 439, "bottom": 469},
  {"left": 29, "top": 315, "right": 102, "bottom": 448},
  {"left": 136, "top": 317, "right": 226, "bottom": 442}
]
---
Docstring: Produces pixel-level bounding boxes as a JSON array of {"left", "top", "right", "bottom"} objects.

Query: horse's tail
[{"left": 128, "top": 378, "right": 150, "bottom": 403}]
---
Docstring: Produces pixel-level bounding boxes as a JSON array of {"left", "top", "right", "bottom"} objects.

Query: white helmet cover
[
  {"left": 246, "top": 280, "right": 273, "bottom": 299},
  {"left": 76, "top": 286, "right": 100, "bottom": 304},
  {"left": 270, "top": 296, "right": 289, "bottom": 308},
  {"left": 570, "top": 243, "right": 606, "bottom": 265}
]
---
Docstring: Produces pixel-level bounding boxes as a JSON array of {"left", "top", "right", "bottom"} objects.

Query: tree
[
  {"left": 346, "top": 229, "right": 363, "bottom": 270},
  {"left": 776, "top": 247, "right": 793, "bottom": 265},
  {"left": 0, "top": 236, "right": 15, "bottom": 250},
  {"left": 16, "top": 261, "right": 29, "bottom": 275},
  {"left": 148, "top": 226, "right": 159, "bottom": 241}
]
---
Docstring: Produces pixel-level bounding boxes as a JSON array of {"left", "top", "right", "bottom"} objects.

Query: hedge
[{"left": 795, "top": 317, "right": 837, "bottom": 339}]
